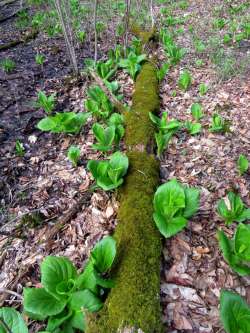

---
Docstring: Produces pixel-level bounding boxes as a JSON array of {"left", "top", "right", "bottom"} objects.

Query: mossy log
[{"left": 86, "top": 59, "right": 163, "bottom": 332}]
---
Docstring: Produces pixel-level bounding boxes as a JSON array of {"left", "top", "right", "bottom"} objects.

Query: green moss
[
  {"left": 125, "top": 62, "right": 159, "bottom": 148},
  {"left": 131, "top": 23, "right": 156, "bottom": 44},
  {"left": 87, "top": 152, "right": 162, "bottom": 333},
  {"left": 86, "top": 40, "right": 163, "bottom": 332}
]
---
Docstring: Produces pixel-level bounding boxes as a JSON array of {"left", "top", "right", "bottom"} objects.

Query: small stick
[
  {"left": 0, "top": 288, "right": 23, "bottom": 300},
  {"left": 89, "top": 70, "right": 128, "bottom": 113}
]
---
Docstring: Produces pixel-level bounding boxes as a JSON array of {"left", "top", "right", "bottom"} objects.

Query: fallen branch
[
  {"left": 0, "top": 0, "right": 17, "bottom": 6},
  {"left": 0, "top": 288, "right": 23, "bottom": 300},
  {"left": 0, "top": 29, "right": 38, "bottom": 52},
  {"left": 0, "top": 6, "right": 28, "bottom": 23},
  {"left": 89, "top": 70, "right": 128, "bottom": 113}
]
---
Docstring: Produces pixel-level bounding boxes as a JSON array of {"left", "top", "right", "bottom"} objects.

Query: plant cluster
[
  {"left": 160, "top": 29, "right": 186, "bottom": 65},
  {"left": 87, "top": 151, "right": 128, "bottom": 191},
  {"left": 153, "top": 179, "right": 200, "bottom": 238},
  {"left": 85, "top": 86, "right": 113, "bottom": 119},
  {"left": 0, "top": 237, "right": 116, "bottom": 332},
  {"left": 37, "top": 112, "right": 90, "bottom": 134},
  {"left": 0, "top": 58, "right": 16, "bottom": 73},
  {"left": 149, "top": 112, "right": 181, "bottom": 157}
]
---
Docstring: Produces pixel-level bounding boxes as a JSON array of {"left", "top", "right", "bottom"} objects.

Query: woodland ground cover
[{"left": 0, "top": 0, "right": 250, "bottom": 332}]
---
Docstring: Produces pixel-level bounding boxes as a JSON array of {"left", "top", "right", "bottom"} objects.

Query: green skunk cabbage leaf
[
  {"left": 237, "top": 154, "right": 249, "bottom": 176},
  {"left": 91, "top": 236, "right": 116, "bottom": 273},
  {"left": 220, "top": 290, "right": 250, "bottom": 333},
  {"left": 0, "top": 308, "right": 28, "bottom": 333},
  {"left": 153, "top": 179, "right": 200, "bottom": 238},
  {"left": 87, "top": 152, "right": 129, "bottom": 191},
  {"left": 217, "top": 192, "right": 250, "bottom": 225},
  {"left": 69, "top": 290, "right": 103, "bottom": 312},
  {"left": 235, "top": 223, "right": 250, "bottom": 261},
  {"left": 218, "top": 228, "right": 250, "bottom": 276},
  {"left": 24, "top": 288, "right": 66, "bottom": 318},
  {"left": 41, "top": 256, "right": 77, "bottom": 299}
]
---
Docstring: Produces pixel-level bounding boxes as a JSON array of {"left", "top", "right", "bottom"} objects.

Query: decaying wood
[
  {"left": 89, "top": 70, "right": 128, "bottom": 113},
  {"left": 0, "top": 29, "right": 38, "bottom": 52},
  {"left": 0, "top": 6, "right": 28, "bottom": 23},
  {"left": 0, "top": 0, "right": 18, "bottom": 7}
]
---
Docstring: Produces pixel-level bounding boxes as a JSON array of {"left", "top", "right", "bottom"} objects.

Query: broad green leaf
[
  {"left": 218, "top": 230, "right": 233, "bottom": 264},
  {"left": 218, "top": 229, "right": 250, "bottom": 276},
  {"left": 70, "top": 311, "right": 86, "bottom": 331},
  {"left": 41, "top": 256, "right": 77, "bottom": 298},
  {"left": 237, "top": 154, "right": 249, "bottom": 176},
  {"left": 23, "top": 288, "right": 66, "bottom": 317},
  {"left": 92, "top": 123, "right": 115, "bottom": 151},
  {"left": 37, "top": 117, "right": 56, "bottom": 131},
  {"left": 235, "top": 223, "right": 250, "bottom": 261},
  {"left": 91, "top": 236, "right": 116, "bottom": 273},
  {"left": 237, "top": 209, "right": 250, "bottom": 222},
  {"left": 108, "top": 152, "right": 129, "bottom": 185},
  {"left": 191, "top": 103, "right": 203, "bottom": 121},
  {"left": 153, "top": 179, "right": 185, "bottom": 220},
  {"left": 155, "top": 131, "right": 173, "bottom": 156},
  {"left": 217, "top": 192, "right": 246, "bottom": 225},
  {"left": 67, "top": 146, "right": 80, "bottom": 167},
  {"left": 69, "top": 290, "right": 103, "bottom": 312},
  {"left": 76, "top": 261, "right": 98, "bottom": 294},
  {"left": 183, "top": 187, "right": 200, "bottom": 218},
  {"left": 153, "top": 213, "right": 187, "bottom": 238},
  {"left": 185, "top": 121, "right": 202, "bottom": 135},
  {"left": 87, "top": 160, "right": 101, "bottom": 180},
  {"left": 108, "top": 113, "right": 124, "bottom": 126},
  {"left": 47, "top": 309, "right": 73, "bottom": 331},
  {"left": 220, "top": 290, "right": 250, "bottom": 333},
  {"left": 0, "top": 308, "right": 28, "bottom": 333},
  {"left": 178, "top": 70, "right": 192, "bottom": 91},
  {"left": 149, "top": 112, "right": 161, "bottom": 127}
]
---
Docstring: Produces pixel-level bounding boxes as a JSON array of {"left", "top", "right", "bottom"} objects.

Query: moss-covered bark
[{"left": 87, "top": 59, "right": 162, "bottom": 333}]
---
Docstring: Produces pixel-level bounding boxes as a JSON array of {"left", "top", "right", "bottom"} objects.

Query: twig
[
  {"left": 124, "top": 0, "right": 131, "bottom": 56},
  {"left": 54, "top": 0, "right": 78, "bottom": 74},
  {"left": 0, "top": 288, "right": 23, "bottom": 300},
  {"left": 149, "top": 0, "right": 154, "bottom": 27},
  {"left": 89, "top": 70, "right": 128, "bottom": 113},
  {"left": 93, "top": 0, "right": 99, "bottom": 63}
]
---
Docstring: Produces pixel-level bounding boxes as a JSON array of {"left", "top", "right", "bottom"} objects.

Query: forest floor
[{"left": 0, "top": 0, "right": 250, "bottom": 332}]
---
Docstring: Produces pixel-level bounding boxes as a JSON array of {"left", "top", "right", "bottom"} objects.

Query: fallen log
[
  {"left": 0, "top": 29, "right": 38, "bottom": 52},
  {"left": 0, "top": 7, "right": 28, "bottom": 23},
  {"left": 86, "top": 37, "right": 163, "bottom": 332},
  {"left": 0, "top": 0, "right": 18, "bottom": 6}
]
